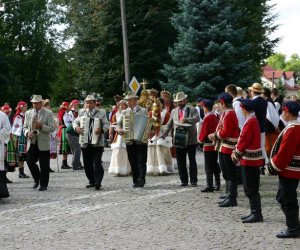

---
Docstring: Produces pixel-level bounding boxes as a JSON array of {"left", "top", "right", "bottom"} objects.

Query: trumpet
[{"left": 32, "top": 129, "right": 39, "bottom": 136}]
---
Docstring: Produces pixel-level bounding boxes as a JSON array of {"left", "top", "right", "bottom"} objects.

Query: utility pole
[{"left": 120, "top": 0, "right": 130, "bottom": 91}]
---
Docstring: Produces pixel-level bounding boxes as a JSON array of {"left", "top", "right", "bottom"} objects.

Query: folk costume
[
  {"left": 212, "top": 92, "right": 239, "bottom": 207},
  {"left": 108, "top": 106, "right": 131, "bottom": 176},
  {"left": 73, "top": 95, "right": 109, "bottom": 190},
  {"left": 147, "top": 107, "right": 174, "bottom": 175},
  {"left": 198, "top": 99, "right": 220, "bottom": 192},
  {"left": 11, "top": 101, "right": 30, "bottom": 178},
  {"left": 23, "top": 95, "right": 55, "bottom": 191},
  {"left": 232, "top": 99, "right": 264, "bottom": 223},
  {"left": 265, "top": 101, "right": 300, "bottom": 238},
  {"left": 57, "top": 102, "right": 71, "bottom": 169},
  {"left": 0, "top": 110, "right": 11, "bottom": 198},
  {"left": 163, "top": 92, "right": 200, "bottom": 186}
]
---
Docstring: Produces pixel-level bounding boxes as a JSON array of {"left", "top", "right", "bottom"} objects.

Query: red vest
[
  {"left": 233, "top": 114, "right": 264, "bottom": 167},
  {"left": 267, "top": 122, "right": 300, "bottom": 179},
  {"left": 199, "top": 112, "right": 219, "bottom": 151},
  {"left": 214, "top": 109, "right": 239, "bottom": 155}
]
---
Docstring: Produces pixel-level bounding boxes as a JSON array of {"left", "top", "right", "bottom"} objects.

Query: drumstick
[{"left": 149, "top": 136, "right": 164, "bottom": 143}]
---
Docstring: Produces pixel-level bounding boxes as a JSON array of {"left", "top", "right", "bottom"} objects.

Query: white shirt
[
  {"left": 232, "top": 97, "right": 245, "bottom": 130},
  {"left": 0, "top": 111, "right": 11, "bottom": 171},
  {"left": 11, "top": 112, "right": 25, "bottom": 136},
  {"left": 266, "top": 102, "right": 280, "bottom": 128}
]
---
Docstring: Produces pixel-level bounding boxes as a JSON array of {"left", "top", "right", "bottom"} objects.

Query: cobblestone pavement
[{"left": 1, "top": 148, "right": 299, "bottom": 250}]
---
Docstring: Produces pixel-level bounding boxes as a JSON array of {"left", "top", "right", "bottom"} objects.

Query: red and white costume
[
  {"left": 232, "top": 113, "right": 264, "bottom": 167},
  {"left": 266, "top": 120, "right": 300, "bottom": 179},
  {"left": 199, "top": 112, "right": 219, "bottom": 151},
  {"left": 213, "top": 109, "right": 239, "bottom": 155}
]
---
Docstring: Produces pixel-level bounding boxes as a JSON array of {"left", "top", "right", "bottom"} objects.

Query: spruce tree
[{"left": 162, "top": 0, "right": 278, "bottom": 99}]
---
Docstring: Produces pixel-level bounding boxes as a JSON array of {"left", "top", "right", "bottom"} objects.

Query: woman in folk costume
[
  {"left": 1, "top": 105, "right": 16, "bottom": 184},
  {"left": 0, "top": 109, "right": 11, "bottom": 198},
  {"left": 11, "top": 101, "right": 30, "bottom": 178},
  {"left": 57, "top": 101, "right": 71, "bottom": 169},
  {"left": 108, "top": 100, "right": 131, "bottom": 176},
  {"left": 147, "top": 98, "right": 174, "bottom": 175}
]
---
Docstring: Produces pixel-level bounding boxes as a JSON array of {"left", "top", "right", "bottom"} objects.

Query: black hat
[
  {"left": 196, "top": 97, "right": 203, "bottom": 103},
  {"left": 202, "top": 99, "right": 214, "bottom": 108},
  {"left": 282, "top": 101, "right": 300, "bottom": 117},
  {"left": 239, "top": 99, "right": 255, "bottom": 111},
  {"left": 217, "top": 92, "right": 233, "bottom": 104}
]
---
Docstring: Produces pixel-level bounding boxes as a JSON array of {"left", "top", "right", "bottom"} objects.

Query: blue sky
[{"left": 270, "top": 0, "right": 300, "bottom": 58}]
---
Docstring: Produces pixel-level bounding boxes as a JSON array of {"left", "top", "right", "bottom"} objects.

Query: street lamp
[
  {"left": 120, "top": 0, "right": 130, "bottom": 91},
  {"left": 272, "top": 71, "right": 275, "bottom": 88}
]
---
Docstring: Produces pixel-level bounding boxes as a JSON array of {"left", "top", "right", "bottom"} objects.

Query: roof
[{"left": 262, "top": 65, "right": 295, "bottom": 80}]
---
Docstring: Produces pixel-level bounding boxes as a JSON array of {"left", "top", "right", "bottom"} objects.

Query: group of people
[{"left": 1, "top": 82, "right": 300, "bottom": 238}]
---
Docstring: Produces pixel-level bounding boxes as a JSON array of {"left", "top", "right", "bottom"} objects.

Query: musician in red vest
[
  {"left": 198, "top": 99, "right": 220, "bottom": 192},
  {"left": 208, "top": 92, "right": 239, "bottom": 207},
  {"left": 231, "top": 99, "right": 264, "bottom": 223},
  {"left": 265, "top": 101, "right": 300, "bottom": 238}
]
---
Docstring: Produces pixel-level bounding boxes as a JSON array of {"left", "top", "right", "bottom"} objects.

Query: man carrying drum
[{"left": 162, "top": 92, "right": 199, "bottom": 187}]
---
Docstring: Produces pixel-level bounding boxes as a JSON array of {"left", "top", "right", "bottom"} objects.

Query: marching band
[{"left": 1, "top": 84, "right": 300, "bottom": 238}]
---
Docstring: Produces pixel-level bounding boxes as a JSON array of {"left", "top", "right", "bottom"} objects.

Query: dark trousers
[
  {"left": 241, "top": 166, "right": 262, "bottom": 214},
  {"left": 276, "top": 176, "right": 299, "bottom": 228},
  {"left": 66, "top": 134, "right": 82, "bottom": 168},
  {"left": 26, "top": 144, "right": 50, "bottom": 187},
  {"left": 176, "top": 144, "right": 198, "bottom": 184},
  {"left": 81, "top": 145, "right": 104, "bottom": 185},
  {"left": 126, "top": 142, "right": 147, "bottom": 184},
  {"left": 219, "top": 152, "right": 237, "bottom": 200},
  {"left": 204, "top": 151, "right": 220, "bottom": 187}
]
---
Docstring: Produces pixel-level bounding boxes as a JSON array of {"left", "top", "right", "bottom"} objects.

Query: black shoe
[
  {"left": 276, "top": 228, "right": 300, "bottom": 238},
  {"left": 61, "top": 165, "right": 72, "bottom": 169},
  {"left": 39, "top": 186, "right": 47, "bottom": 191},
  {"left": 33, "top": 181, "right": 39, "bottom": 189},
  {"left": 180, "top": 183, "right": 188, "bottom": 187},
  {"left": 241, "top": 214, "right": 252, "bottom": 220},
  {"left": 49, "top": 168, "right": 55, "bottom": 173},
  {"left": 191, "top": 182, "right": 198, "bottom": 187},
  {"left": 219, "top": 198, "right": 237, "bottom": 207},
  {"left": 19, "top": 172, "right": 30, "bottom": 178},
  {"left": 5, "top": 176, "right": 13, "bottom": 184},
  {"left": 201, "top": 186, "right": 214, "bottom": 192},
  {"left": 133, "top": 183, "right": 139, "bottom": 188},
  {"left": 137, "top": 178, "right": 145, "bottom": 188},
  {"left": 219, "top": 194, "right": 228, "bottom": 199},
  {"left": 73, "top": 166, "right": 84, "bottom": 170},
  {"left": 95, "top": 183, "right": 101, "bottom": 190},
  {"left": 85, "top": 184, "right": 95, "bottom": 188},
  {"left": 242, "top": 214, "right": 263, "bottom": 223}
]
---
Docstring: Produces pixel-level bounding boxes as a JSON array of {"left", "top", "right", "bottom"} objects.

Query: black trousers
[
  {"left": 26, "top": 144, "right": 50, "bottom": 187},
  {"left": 81, "top": 145, "right": 104, "bottom": 185},
  {"left": 241, "top": 166, "right": 260, "bottom": 198},
  {"left": 126, "top": 142, "right": 147, "bottom": 184},
  {"left": 204, "top": 151, "right": 220, "bottom": 186},
  {"left": 219, "top": 152, "right": 237, "bottom": 199},
  {"left": 176, "top": 144, "right": 198, "bottom": 184},
  {"left": 276, "top": 176, "right": 299, "bottom": 210}
]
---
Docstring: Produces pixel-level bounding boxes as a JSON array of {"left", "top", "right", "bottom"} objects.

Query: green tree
[
  {"left": 266, "top": 53, "right": 286, "bottom": 69},
  {"left": 162, "top": 0, "right": 279, "bottom": 100},
  {"left": 285, "top": 53, "right": 300, "bottom": 75},
  {"left": 65, "top": 0, "right": 177, "bottom": 99},
  {"left": 0, "top": 0, "right": 61, "bottom": 105}
]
